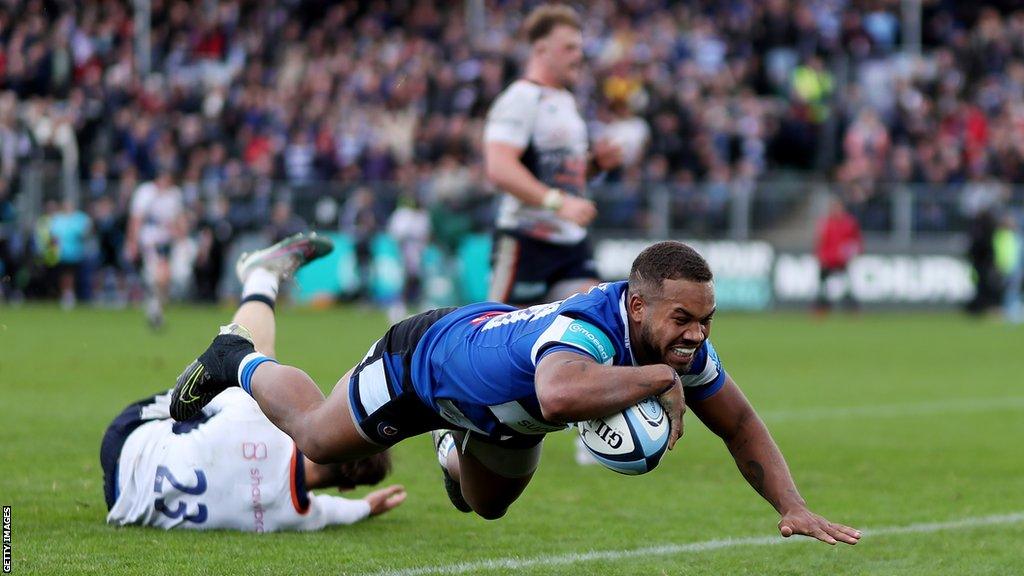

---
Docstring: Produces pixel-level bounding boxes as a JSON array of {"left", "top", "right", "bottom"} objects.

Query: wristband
[{"left": 542, "top": 188, "right": 565, "bottom": 211}]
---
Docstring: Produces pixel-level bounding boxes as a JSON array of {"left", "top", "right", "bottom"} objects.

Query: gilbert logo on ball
[{"left": 577, "top": 398, "right": 669, "bottom": 475}]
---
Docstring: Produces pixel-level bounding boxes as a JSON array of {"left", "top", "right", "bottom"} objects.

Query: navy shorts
[
  {"left": 488, "top": 231, "right": 598, "bottom": 305},
  {"left": 347, "top": 308, "right": 457, "bottom": 446},
  {"left": 99, "top": 396, "right": 159, "bottom": 510},
  {"left": 347, "top": 308, "right": 545, "bottom": 450}
]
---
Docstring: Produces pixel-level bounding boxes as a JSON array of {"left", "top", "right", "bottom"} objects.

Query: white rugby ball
[{"left": 577, "top": 397, "right": 669, "bottom": 475}]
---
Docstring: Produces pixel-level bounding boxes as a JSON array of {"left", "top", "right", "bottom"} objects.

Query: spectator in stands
[
  {"left": 340, "top": 187, "right": 380, "bottom": 301},
  {"left": 50, "top": 198, "right": 92, "bottom": 309},
  {"left": 1, "top": 0, "right": 1023, "bottom": 308},
  {"left": 0, "top": 178, "right": 23, "bottom": 302},
  {"left": 994, "top": 212, "right": 1022, "bottom": 323},
  {"left": 191, "top": 204, "right": 233, "bottom": 304},
  {"left": 386, "top": 192, "right": 431, "bottom": 322},
  {"left": 260, "top": 197, "right": 302, "bottom": 242},
  {"left": 815, "top": 196, "right": 863, "bottom": 314},
  {"left": 966, "top": 208, "right": 1000, "bottom": 316},
  {"left": 31, "top": 200, "right": 61, "bottom": 299},
  {"left": 90, "top": 194, "right": 126, "bottom": 306}
]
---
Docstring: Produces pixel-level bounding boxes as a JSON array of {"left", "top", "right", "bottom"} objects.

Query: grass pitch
[{"left": 1, "top": 304, "right": 1023, "bottom": 575}]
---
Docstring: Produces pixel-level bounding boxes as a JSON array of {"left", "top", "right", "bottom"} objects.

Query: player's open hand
[
  {"left": 656, "top": 368, "right": 685, "bottom": 450},
  {"left": 556, "top": 195, "right": 598, "bottom": 227},
  {"left": 778, "top": 508, "right": 861, "bottom": 545},
  {"left": 365, "top": 484, "right": 407, "bottom": 516}
]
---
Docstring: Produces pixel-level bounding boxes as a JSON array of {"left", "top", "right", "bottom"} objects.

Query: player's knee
[
  {"left": 471, "top": 504, "right": 509, "bottom": 521},
  {"left": 296, "top": 427, "right": 363, "bottom": 464},
  {"left": 290, "top": 422, "right": 333, "bottom": 461},
  {"left": 464, "top": 488, "right": 513, "bottom": 520},
  {"left": 294, "top": 433, "right": 333, "bottom": 464}
]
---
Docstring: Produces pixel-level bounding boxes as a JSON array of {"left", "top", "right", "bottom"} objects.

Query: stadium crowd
[{"left": 0, "top": 0, "right": 1021, "bottom": 307}]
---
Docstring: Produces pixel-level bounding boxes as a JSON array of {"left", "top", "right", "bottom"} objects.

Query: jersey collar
[{"left": 618, "top": 289, "right": 637, "bottom": 366}]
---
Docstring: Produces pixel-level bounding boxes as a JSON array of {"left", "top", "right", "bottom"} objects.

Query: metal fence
[{"left": 9, "top": 162, "right": 1024, "bottom": 252}]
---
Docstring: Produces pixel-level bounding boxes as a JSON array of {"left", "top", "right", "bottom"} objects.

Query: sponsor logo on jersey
[
  {"left": 250, "top": 467, "right": 265, "bottom": 533},
  {"left": 378, "top": 422, "right": 399, "bottom": 438},
  {"left": 565, "top": 321, "right": 612, "bottom": 363},
  {"left": 510, "top": 418, "right": 560, "bottom": 434},
  {"left": 242, "top": 442, "right": 268, "bottom": 461}
]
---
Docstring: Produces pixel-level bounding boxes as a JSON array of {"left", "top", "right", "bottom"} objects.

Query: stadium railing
[{"left": 10, "top": 168, "right": 1024, "bottom": 252}]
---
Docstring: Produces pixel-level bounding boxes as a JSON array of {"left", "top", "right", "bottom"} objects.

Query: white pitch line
[
  {"left": 365, "top": 512, "right": 1024, "bottom": 576},
  {"left": 760, "top": 396, "right": 1024, "bottom": 423}
]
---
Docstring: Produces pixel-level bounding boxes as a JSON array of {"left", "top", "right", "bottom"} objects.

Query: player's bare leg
[
  {"left": 144, "top": 254, "right": 171, "bottom": 329},
  {"left": 171, "top": 231, "right": 380, "bottom": 461},
  {"left": 454, "top": 451, "right": 534, "bottom": 520},
  {"left": 246, "top": 364, "right": 382, "bottom": 462},
  {"left": 228, "top": 232, "right": 331, "bottom": 356},
  {"left": 231, "top": 263, "right": 280, "bottom": 356},
  {"left": 232, "top": 235, "right": 379, "bottom": 460},
  {"left": 170, "top": 232, "right": 333, "bottom": 420},
  {"left": 231, "top": 300, "right": 277, "bottom": 357},
  {"left": 434, "top": 429, "right": 538, "bottom": 519}
]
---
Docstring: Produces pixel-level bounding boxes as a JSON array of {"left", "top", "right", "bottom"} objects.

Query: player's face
[
  {"left": 634, "top": 279, "right": 716, "bottom": 372},
  {"left": 540, "top": 25, "right": 584, "bottom": 87}
]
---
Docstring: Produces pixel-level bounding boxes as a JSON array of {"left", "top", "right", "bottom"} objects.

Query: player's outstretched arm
[
  {"left": 363, "top": 485, "right": 407, "bottom": 517},
  {"left": 311, "top": 485, "right": 407, "bottom": 528},
  {"left": 535, "top": 351, "right": 684, "bottom": 448},
  {"left": 689, "top": 375, "right": 861, "bottom": 545}
]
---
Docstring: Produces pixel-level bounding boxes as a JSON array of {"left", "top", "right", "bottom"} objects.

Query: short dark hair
[
  {"left": 332, "top": 451, "right": 392, "bottom": 488},
  {"left": 628, "top": 241, "right": 713, "bottom": 297},
  {"left": 522, "top": 4, "right": 581, "bottom": 44}
]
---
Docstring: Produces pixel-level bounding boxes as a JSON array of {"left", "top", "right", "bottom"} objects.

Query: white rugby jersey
[
  {"left": 129, "top": 181, "right": 183, "bottom": 249},
  {"left": 107, "top": 389, "right": 371, "bottom": 532},
  {"left": 484, "top": 79, "right": 590, "bottom": 245}
]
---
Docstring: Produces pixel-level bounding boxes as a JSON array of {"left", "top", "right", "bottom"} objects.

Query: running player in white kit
[
  {"left": 484, "top": 4, "right": 622, "bottom": 307},
  {"left": 124, "top": 167, "right": 185, "bottom": 329}
]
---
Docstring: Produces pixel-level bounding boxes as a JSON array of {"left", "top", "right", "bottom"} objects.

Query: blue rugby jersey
[{"left": 409, "top": 282, "right": 726, "bottom": 439}]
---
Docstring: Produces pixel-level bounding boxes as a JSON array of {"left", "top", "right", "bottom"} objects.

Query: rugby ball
[{"left": 576, "top": 397, "right": 669, "bottom": 475}]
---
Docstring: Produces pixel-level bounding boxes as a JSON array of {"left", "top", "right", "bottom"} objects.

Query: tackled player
[{"left": 101, "top": 233, "right": 406, "bottom": 531}]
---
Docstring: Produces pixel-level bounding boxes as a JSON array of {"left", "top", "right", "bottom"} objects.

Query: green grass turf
[{"left": 1, "top": 305, "right": 1023, "bottom": 575}]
